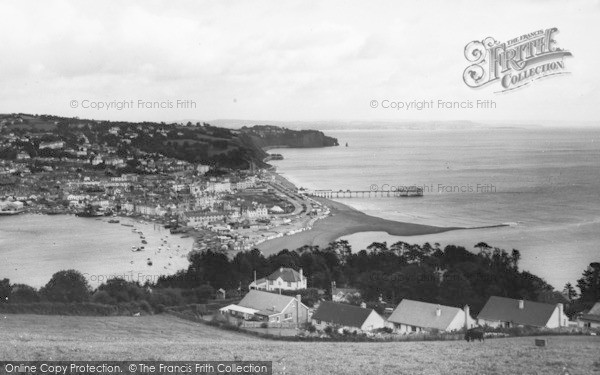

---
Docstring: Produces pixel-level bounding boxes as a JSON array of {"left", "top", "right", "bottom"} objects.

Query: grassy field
[{"left": 1, "top": 314, "right": 599, "bottom": 374}]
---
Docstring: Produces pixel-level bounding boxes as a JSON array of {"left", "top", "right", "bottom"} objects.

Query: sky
[{"left": 0, "top": 0, "right": 598, "bottom": 126}]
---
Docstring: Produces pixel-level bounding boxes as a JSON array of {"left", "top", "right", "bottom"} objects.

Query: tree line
[{"left": 1, "top": 241, "right": 598, "bottom": 317}]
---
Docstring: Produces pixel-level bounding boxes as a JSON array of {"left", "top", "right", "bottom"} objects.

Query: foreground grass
[{"left": 1, "top": 314, "right": 599, "bottom": 375}]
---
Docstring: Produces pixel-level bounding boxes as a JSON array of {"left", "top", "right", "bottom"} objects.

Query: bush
[
  {"left": 40, "top": 270, "right": 91, "bottom": 303},
  {"left": 9, "top": 284, "right": 39, "bottom": 303},
  {"left": 304, "top": 323, "right": 317, "bottom": 333},
  {"left": 91, "top": 290, "right": 116, "bottom": 305},
  {"left": 324, "top": 326, "right": 333, "bottom": 335},
  {"left": 260, "top": 322, "right": 268, "bottom": 328}
]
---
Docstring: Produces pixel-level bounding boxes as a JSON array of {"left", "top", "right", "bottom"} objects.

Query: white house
[
  {"left": 477, "top": 296, "right": 568, "bottom": 329},
  {"left": 185, "top": 211, "right": 226, "bottom": 228},
  {"left": 577, "top": 301, "right": 600, "bottom": 329},
  {"left": 249, "top": 267, "right": 307, "bottom": 292},
  {"left": 387, "top": 299, "right": 476, "bottom": 333},
  {"left": 219, "top": 290, "right": 309, "bottom": 325}
]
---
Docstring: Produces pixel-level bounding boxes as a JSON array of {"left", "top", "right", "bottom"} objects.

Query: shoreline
[
  {"left": 257, "top": 194, "right": 466, "bottom": 255},
  {"left": 257, "top": 169, "right": 509, "bottom": 255}
]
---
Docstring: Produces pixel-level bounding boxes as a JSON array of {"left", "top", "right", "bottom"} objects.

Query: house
[
  {"left": 576, "top": 301, "right": 600, "bottom": 329},
  {"left": 477, "top": 296, "right": 568, "bottom": 329},
  {"left": 311, "top": 301, "right": 386, "bottom": 333},
  {"left": 39, "top": 140, "right": 65, "bottom": 150},
  {"left": 219, "top": 290, "right": 309, "bottom": 324},
  {"left": 387, "top": 299, "right": 475, "bottom": 333},
  {"left": 249, "top": 267, "right": 307, "bottom": 292},
  {"left": 331, "top": 282, "right": 360, "bottom": 303}
]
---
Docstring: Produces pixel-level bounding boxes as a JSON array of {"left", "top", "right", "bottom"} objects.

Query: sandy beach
[{"left": 257, "top": 197, "right": 464, "bottom": 255}]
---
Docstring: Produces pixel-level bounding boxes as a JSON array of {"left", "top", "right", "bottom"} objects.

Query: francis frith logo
[{"left": 463, "top": 28, "right": 572, "bottom": 92}]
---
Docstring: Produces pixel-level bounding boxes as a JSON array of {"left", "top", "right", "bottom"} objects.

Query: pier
[{"left": 308, "top": 187, "right": 423, "bottom": 198}]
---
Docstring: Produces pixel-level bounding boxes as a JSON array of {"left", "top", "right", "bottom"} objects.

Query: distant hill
[{"left": 0, "top": 113, "right": 338, "bottom": 170}]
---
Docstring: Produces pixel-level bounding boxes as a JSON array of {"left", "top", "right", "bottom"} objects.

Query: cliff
[{"left": 239, "top": 125, "right": 339, "bottom": 149}]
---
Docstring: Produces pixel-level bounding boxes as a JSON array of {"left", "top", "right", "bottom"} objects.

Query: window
[
  {"left": 316, "top": 320, "right": 321, "bottom": 325},
  {"left": 284, "top": 313, "right": 292, "bottom": 320},
  {"left": 287, "top": 282, "right": 291, "bottom": 287}
]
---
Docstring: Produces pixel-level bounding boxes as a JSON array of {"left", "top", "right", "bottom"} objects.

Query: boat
[
  {"left": 0, "top": 209, "right": 24, "bottom": 216},
  {"left": 121, "top": 223, "right": 134, "bottom": 227},
  {"left": 108, "top": 219, "right": 120, "bottom": 224},
  {"left": 141, "top": 240, "right": 147, "bottom": 244},
  {"left": 345, "top": 142, "right": 348, "bottom": 147}
]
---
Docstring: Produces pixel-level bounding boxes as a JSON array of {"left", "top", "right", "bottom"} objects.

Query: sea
[
  {"left": 0, "top": 215, "right": 193, "bottom": 288},
  {"left": 268, "top": 126, "right": 600, "bottom": 289}
]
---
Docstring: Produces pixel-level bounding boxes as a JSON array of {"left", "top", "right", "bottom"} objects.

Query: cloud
[{"left": 0, "top": 0, "right": 598, "bottom": 124}]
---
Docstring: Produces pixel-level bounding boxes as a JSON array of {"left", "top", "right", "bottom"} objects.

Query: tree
[
  {"left": 10, "top": 284, "right": 40, "bottom": 303},
  {"left": 41, "top": 270, "right": 91, "bottom": 303},
  {"left": 0, "top": 279, "right": 11, "bottom": 303},
  {"left": 563, "top": 282, "right": 578, "bottom": 301},
  {"left": 576, "top": 262, "right": 600, "bottom": 304}
]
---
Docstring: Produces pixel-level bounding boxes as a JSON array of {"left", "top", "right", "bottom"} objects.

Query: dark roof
[
  {"left": 580, "top": 302, "right": 600, "bottom": 323},
  {"left": 587, "top": 302, "right": 600, "bottom": 315},
  {"left": 238, "top": 290, "right": 296, "bottom": 314},
  {"left": 266, "top": 267, "right": 302, "bottom": 282},
  {"left": 580, "top": 313, "right": 600, "bottom": 323},
  {"left": 312, "top": 301, "right": 375, "bottom": 328},
  {"left": 477, "top": 296, "right": 558, "bottom": 327},
  {"left": 387, "top": 299, "right": 463, "bottom": 331}
]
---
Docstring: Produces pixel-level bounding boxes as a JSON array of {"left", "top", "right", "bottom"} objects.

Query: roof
[
  {"left": 238, "top": 290, "right": 297, "bottom": 314},
  {"left": 579, "top": 302, "right": 600, "bottom": 322},
  {"left": 477, "top": 296, "right": 558, "bottom": 327},
  {"left": 387, "top": 299, "right": 463, "bottom": 331},
  {"left": 266, "top": 267, "right": 303, "bottom": 282},
  {"left": 312, "top": 301, "right": 375, "bottom": 328},
  {"left": 219, "top": 304, "right": 259, "bottom": 315},
  {"left": 587, "top": 302, "right": 600, "bottom": 315},
  {"left": 334, "top": 287, "right": 360, "bottom": 295}
]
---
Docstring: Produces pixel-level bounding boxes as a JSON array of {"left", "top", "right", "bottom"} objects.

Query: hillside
[
  {"left": 0, "top": 114, "right": 338, "bottom": 170},
  {"left": 1, "top": 314, "right": 598, "bottom": 374}
]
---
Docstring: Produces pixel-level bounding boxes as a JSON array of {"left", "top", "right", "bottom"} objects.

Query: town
[{"left": 0, "top": 113, "right": 333, "bottom": 253}]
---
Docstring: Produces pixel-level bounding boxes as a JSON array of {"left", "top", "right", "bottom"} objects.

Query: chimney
[
  {"left": 253, "top": 270, "right": 256, "bottom": 285},
  {"left": 280, "top": 266, "right": 283, "bottom": 273},
  {"left": 360, "top": 302, "right": 367, "bottom": 309},
  {"left": 518, "top": 299, "right": 524, "bottom": 309},
  {"left": 435, "top": 306, "right": 441, "bottom": 317},
  {"left": 464, "top": 305, "right": 470, "bottom": 329},
  {"left": 557, "top": 303, "right": 564, "bottom": 327},
  {"left": 296, "top": 294, "right": 301, "bottom": 325},
  {"left": 300, "top": 267, "right": 303, "bottom": 281}
]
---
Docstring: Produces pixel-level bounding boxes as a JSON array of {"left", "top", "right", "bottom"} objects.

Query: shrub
[
  {"left": 304, "top": 323, "right": 317, "bottom": 333},
  {"left": 40, "top": 270, "right": 91, "bottom": 303},
  {"left": 260, "top": 322, "right": 268, "bottom": 328},
  {"left": 91, "top": 290, "right": 116, "bottom": 305},
  {"left": 9, "top": 284, "right": 40, "bottom": 303}
]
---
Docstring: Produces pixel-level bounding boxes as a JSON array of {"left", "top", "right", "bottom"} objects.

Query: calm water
[
  {"left": 270, "top": 127, "right": 600, "bottom": 289},
  {"left": 0, "top": 215, "right": 193, "bottom": 288}
]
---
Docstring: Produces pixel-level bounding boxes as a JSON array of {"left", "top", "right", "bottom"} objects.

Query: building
[
  {"left": 311, "top": 301, "right": 386, "bottom": 333},
  {"left": 387, "top": 299, "right": 476, "bottom": 333},
  {"left": 243, "top": 205, "right": 268, "bottom": 219},
  {"left": 576, "top": 301, "right": 600, "bottom": 329},
  {"left": 331, "top": 282, "right": 361, "bottom": 303},
  {"left": 39, "top": 140, "right": 65, "bottom": 150},
  {"left": 184, "top": 211, "right": 226, "bottom": 227},
  {"left": 477, "top": 296, "right": 568, "bottom": 329},
  {"left": 219, "top": 290, "right": 309, "bottom": 324},
  {"left": 249, "top": 267, "right": 307, "bottom": 292}
]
